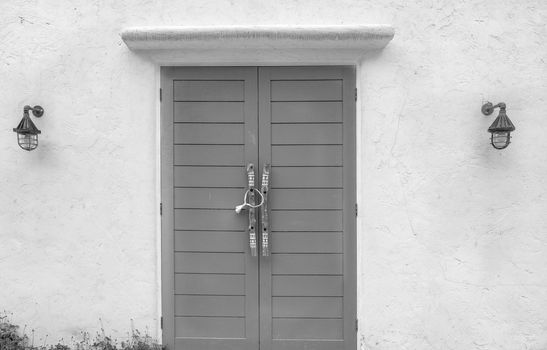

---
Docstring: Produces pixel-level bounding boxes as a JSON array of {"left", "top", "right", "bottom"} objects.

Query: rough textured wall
[{"left": 0, "top": 0, "right": 546, "bottom": 349}]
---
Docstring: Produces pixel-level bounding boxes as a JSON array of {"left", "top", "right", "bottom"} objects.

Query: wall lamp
[
  {"left": 481, "top": 102, "right": 515, "bottom": 150},
  {"left": 13, "top": 105, "right": 44, "bottom": 151}
]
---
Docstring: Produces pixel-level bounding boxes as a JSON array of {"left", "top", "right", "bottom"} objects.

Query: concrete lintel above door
[{"left": 120, "top": 25, "right": 394, "bottom": 65}]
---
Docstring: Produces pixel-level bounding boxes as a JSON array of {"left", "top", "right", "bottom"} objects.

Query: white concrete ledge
[{"left": 120, "top": 25, "right": 394, "bottom": 65}]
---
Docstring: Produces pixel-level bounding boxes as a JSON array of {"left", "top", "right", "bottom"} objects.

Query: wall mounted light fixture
[
  {"left": 13, "top": 105, "right": 44, "bottom": 151},
  {"left": 481, "top": 102, "right": 515, "bottom": 150}
]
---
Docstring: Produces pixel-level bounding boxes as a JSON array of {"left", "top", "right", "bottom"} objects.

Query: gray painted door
[
  {"left": 258, "top": 67, "right": 356, "bottom": 350},
  {"left": 161, "top": 66, "right": 355, "bottom": 350}
]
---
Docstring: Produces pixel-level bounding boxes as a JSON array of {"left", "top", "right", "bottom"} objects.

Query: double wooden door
[{"left": 161, "top": 66, "right": 356, "bottom": 350}]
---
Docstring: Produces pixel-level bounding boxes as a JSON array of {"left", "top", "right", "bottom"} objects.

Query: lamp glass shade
[
  {"left": 17, "top": 133, "right": 39, "bottom": 151},
  {"left": 490, "top": 131, "right": 511, "bottom": 149}
]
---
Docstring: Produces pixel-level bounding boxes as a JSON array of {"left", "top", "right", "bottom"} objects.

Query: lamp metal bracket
[
  {"left": 24, "top": 105, "right": 44, "bottom": 118},
  {"left": 481, "top": 102, "right": 506, "bottom": 116}
]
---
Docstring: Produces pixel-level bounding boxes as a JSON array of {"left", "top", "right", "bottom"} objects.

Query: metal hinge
[
  {"left": 355, "top": 203, "right": 358, "bottom": 217},
  {"left": 355, "top": 319, "right": 358, "bottom": 331},
  {"left": 160, "top": 316, "right": 163, "bottom": 329},
  {"left": 355, "top": 88, "right": 357, "bottom": 101},
  {"left": 160, "top": 203, "right": 163, "bottom": 216},
  {"left": 160, "top": 88, "right": 162, "bottom": 102}
]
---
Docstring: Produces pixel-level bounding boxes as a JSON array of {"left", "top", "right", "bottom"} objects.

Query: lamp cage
[{"left": 13, "top": 105, "right": 43, "bottom": 151}]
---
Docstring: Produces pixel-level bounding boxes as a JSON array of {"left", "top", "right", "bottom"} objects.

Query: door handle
[
  {"left": 261, "top": 164, "right": 271, "bottom": 256},
  {"left": 246, "top": 164, "right": 257, "bottom": 256},
  {"left": 234, "top": 163, "right": 264, "bottom": 257}
]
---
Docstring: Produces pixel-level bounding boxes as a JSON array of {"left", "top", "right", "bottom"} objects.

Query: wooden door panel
[
  {"left": 174, "top": 124, "right": 244, "bottom": 144},
  {"left": 270, "top": 211, "right": 343, "bottom": 231},
  {"left": 162, "top": 67, "right": 259, "bottom": 350},
  {"left": 270, "top": 80, "right": 342, "bottom": 101},
  {"left": 270, "top": 189, "right": 343, "bottom": 210},
  {"left": 271, "top": 340, "right": 344, "bottom": 350},
  {"left": 272, "top": 275, "right": 344, "bottom": 296},
  {"left": 175, "top": 274, "right": 245, "bottom": 295},
  {"left": 271, "top": 232, "right": 342, "bottom": 253},
  {"left": 174, "top": 80, "right": 245, "bottom": 101},
  {"left": 272, "top": 124, "right": 342, "bottom": 145},
  {"left": 174, "top": 102, "right": 245, "bottom": 123},
  {"left": 272, "top": 318, "right": 344, "bottom": 339},
  {"left": 174, "top": 166, "right": 246, "bottom": 188},
  {"left": 175, "top": 231, "right": 246, "bottom": 252},
  {"left": 175, "top": 188, "right": 242, "bottom": 209},
  {"left": 271, "top": 101, "right": 342, "bottom": 123},
  {"left": 175, "top": 252, "right": 245, "bottom": 274},
  {"left": 174, "top": 209, "right": 246, "bottom": 231},
  {"left": 176, "top": 295, "right": 245, "bottom": 317},
  {"left": 271, "top": 145, "right": 342, "bottom": 166},
  {"left": 259, "top": 66, "right": 356, "bottom": 350},
  {"left": 175, "top": 317, "right": 245, "bottom": 338},
  {"left": 175, "top": 145, "right": 245, "bottom": 166},
  {"left": 271, "top": 167, "right": 343, "bottom": 188},
  {"left": 272, "top": 297, "right": 343, "bottom": 318},
  {"left": 271, "top": 253, "right": 343, "bottom": 275}
]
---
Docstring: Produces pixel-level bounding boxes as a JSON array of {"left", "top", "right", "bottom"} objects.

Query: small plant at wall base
[{"left": 0, "top": 313, "right": 162, "bottom": 350}]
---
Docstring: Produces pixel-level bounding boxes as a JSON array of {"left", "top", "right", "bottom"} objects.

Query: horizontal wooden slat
[
  {"left": 270, "top": 189, "right": 342, "bottom": 210},
  {"left": 176, "top": 274, "right": 244, "bottom": 295},
  {"left": 272, "top": 275, "right": 343, "bottom": 296},
  {"left": 174, "top": 102, "right": 244, "bottom": 123},
  {"left": 272, "top": 124, "right": 342, "bottom": 145},
  {"left": 272, "top": 146, "right": 342, "bottom": 166},
  {"left": 271, "top": 80, "right": 342, "bottom": 101},
  {"left": 271, "top": 167, "right": 342, "bottom": 188},
  {"left": 175, "top": 145, "right": 244, "bottom": 166},
  {"left": 176, "top": 338, "right": 248, "bottom": 350},
  {"left": 176, "top": 295, "right": 245, "bottom": 317},
  {"left": 271, "top": 102, "right": 342, "bottom": 123},
  {"left": 271, "top": 232, "right": 342, "bottom": 253},
  {"left": 273, "top": 297, "right": 343, "bottom": 318},
  {"left": 175, "top": 166, "right": 245, "bottom": 188},
  {"left": 263, "top": 66, "right": 349, "bottom": 80},
  {"left": 271, "top": 211, "right": 342, "bottom": 231},
  {"left": 174, "top": 80, "right": 244, "bottom": 101},
  {"left": 272, "top": 340, "right": 344, "bottom": 350},
  {"left": 272, "top": 254, "right": 343, "bottom": 275},
  {"left": 175, "top": 231, "right": 245, "bottom": 252},
  {"left": 175, "top": 209, "right": 245, "bottom": 231},
  {"left": 176, "top": 316, "right": 245, "bottom": 338},
  {"left": 174, "top": 124, "right": 244, "bottom": 144},
  {"left": 175, "top": 188, "right": 242, "bottom": 209},
  {"left": 272, "top": 318, "right": 343, "bottom": 340},
  {"left": 175, "top": 252, "right": 245, "bottom": 273}
]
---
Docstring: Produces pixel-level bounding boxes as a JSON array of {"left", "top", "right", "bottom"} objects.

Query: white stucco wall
[{"left": 1, "top": 1, "right": 546, "bottom": 349}]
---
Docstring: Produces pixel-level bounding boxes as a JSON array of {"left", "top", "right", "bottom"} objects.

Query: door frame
[{"left": 156, "top": 64, "right": 362, "bottom": 349}]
